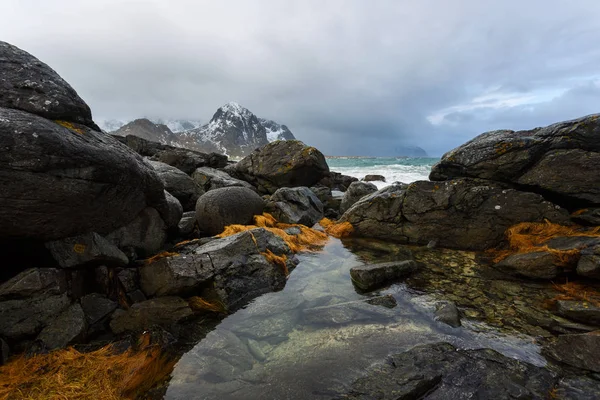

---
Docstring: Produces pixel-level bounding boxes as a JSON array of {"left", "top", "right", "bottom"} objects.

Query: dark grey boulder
[
  {"left": 117, "top": 269, "right": 139, "bottom": 293},
  {"left": 434, "top": 301, "right": 462, "bottom": 328},
  {"left": 363, "top": 174, "right": 385, "bottom": 182},
  {"left": 577, "top": 254, "right": 600, "bottom": 279},
  {"left": 0, "top": 294, "right": 70, "bottom": 340},
  {"left": 555, "top": 376, "right": 600, "bottom": 400},
  {"left": 149, "top": 160, "right": 203, "bottom": 211},
  {"left": 572, "top": 208, "right": 600, "bottom": 226},
  {"left": 106, "top": 207, "right": 167, "bottom": 258},
  {"left": 191, "top": 166, "right": 254, "bottom": 192},
  {"left": 430, "top": 114, "right": 600, "bottom": 206},
  {"left": 36, "top": 303, "right": 86, "bottom": 350},
  {"left": 338, "top": 342, "right": 555, "bottom": 400},
  {"left": 151, "top": 146, "right": 227, "bottom": 175},
  {"left": 319, "top": 171, "right": 358, "bottom": 191},
  {"left": 227, "top": 140, "right": 329, "bottom": 194},
  {"left": 266, "top": 186, "right": 324, "bottom": 226},
  {"left": 545, "top": 332, "right": 600, "bottom": 372},
  {"left": 340, "top": 181, "right": 378, "bottom": 214},
  {"left": 0, "top": 41, "right": 99, "bottom": 130},
  {"left": 195, "top": 187, "right": 264, "bottom": 236},
  {"left": 555, "top": 300, "right": 600, "bottom": 325},
  {"left": 160, "top": 190, "right": 183, "bottom": 229},
  {"left": 340, "top": 179, "right": 570, "bottom": 251},
  {"left": 350, "top": 260, "right": 418, "bottom": 291},
  {"left": 178, "top": 211, "right": 197, "bottom": 236},
  {"left": 0, "top": 268, "right": 66, "bottom": 300},
  {"left": 45, "top": 232, "right": 129, "bottom": 269},
  {"left": 109, "top": 296, "right": 193, "bottom": 334},
  {"left": 494, "top": 251, "right": 559, "bottom": 279},
  {"left": 0, "top": 107, "right": 165, "bottom": 242},
  {"left": 141, "top": 229, "right": 293, "bottom": 311},
  {"left": 81, "top": 293, "right": 118, "bottom": 325}
]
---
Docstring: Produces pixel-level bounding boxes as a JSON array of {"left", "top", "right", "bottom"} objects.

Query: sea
[{"left": 326, "top": 156, "right": 440, "bottom": 189}]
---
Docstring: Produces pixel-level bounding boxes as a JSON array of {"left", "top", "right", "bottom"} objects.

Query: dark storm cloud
[{"left": 1, "top": 0, "right": 600, "bottom": 156}]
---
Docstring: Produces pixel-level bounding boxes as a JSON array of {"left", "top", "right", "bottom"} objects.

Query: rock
[
  {"left": 141, "top": 229, "right": 293, "bottom": 311},
  {"left": 160, "top": 190, "right": 184, "bottom": 230},
  {"left": 434, "top": 301, "right": 462, "bottom": 327},
  {"left": 572, "top": 208, "right": 600, "bottom": 226},
  {"left": 577, "top": 254, "right": 600, "bottom": 279},
  {"left": 319, "top": 171, "right": 358, "bottom": 191},
  {"left": 494, "top": 251, "right": 559, "bottom": 279},
  {"left": 545, "top": 332, "right": 600, "bottom": 372},
  {"left": 365, "top": 294, "right": 397, "bottom": 308},
  {"left": 340, "top": 181, "right": 378, "bottom": 214},
  {"left": 106, "top": 207, "right": 167, "bottom": 258},
  {"left": 109, "top": 296, "right": 193, "bottom": 334},
  {"left": 0, "top": 268, "right": 66, "bottom": 300},
  {"left": 117, "top": 269, "right": 139, "bottom": 293},
  {"left": 302, "top": 299, "right": 397, "bottom": 326},
  {"left": 340, "top": 179, "right": 570, "bottom": 251},
  {"left": 0, "top": 41, "right": 99, "bottom": 130},
  {"left": 152, "top": 147, "right": 228, "bottom": 175},
  {"left": 430, "top": 114, "right": 600, "bottom": 206},
  {"left": 555, "top": 376, "right": 600, "bottom": 400},
  {"left": 80, "top": 293, "right": 118, "bottom": 325},
  {"left": 555, "top": 300, "right": 600, "bottom": 325},
  {"left": 148, "top": 160, "right": 203, "bottom": 211},
  {"left": 0, "top": 294, "right": 70, "bottom": 339},
  {"left": 45, "top": 232, "right": 129, "bottom": 269},
  {"left": 350, "top": 260, "right": 418, "bottom": 291},
  {"left": 36, "top": 303, "right": 86, "bottom": 350},
  {"left": 309, "top": 185, "right": 333, "bottom": 205},
  {"left": 195, "top": 187, "right": 265, "bottom": 236},
  {"left": 0, "top": 108, "right": 165, "bottom": 242},
  {"left": 339, "top": 342, "right": 555, "bottom": 399},
  {"left": 363, "top": 174, "right": 385, "bottom": 182},
  {"left": 227, "top": 140, "right": 329, "bottom": 194},
  {"left": 0, "top": 337, "right": 9, "bottom": 365},
  {"left": 178, "top": 211, "right": 197, "bottom": 236},
  {"left": 191, "top": 167, "right": 254, "bottom": 192},
  {"left": 266, "top": 186, "right": 324, "bottom": 226}
]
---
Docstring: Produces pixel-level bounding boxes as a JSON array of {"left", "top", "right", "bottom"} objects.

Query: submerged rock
[
  {"left": 434, "top": 301, "right": 462, "bottom": 328},
  {"left": 350, "top": 260, "right": 418, "bottom": 291},
  {"left": 195, "top": 187, "right": 264, "bottom": 235},
  {"left": 45, "top": 232, "right": 129, "bottom": 269},
  {"left": 266, "top": 186, "right": 324, "bottom": 226},
  {"left": 339, "top": 181, "right": 378, "bottom": 214},
  {"left": 110, "top": 296, "right": 193, "bottom": 334}
]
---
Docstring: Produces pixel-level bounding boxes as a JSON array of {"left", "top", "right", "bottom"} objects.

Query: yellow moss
[
  {"left": 55, "top": 120, "right": 84, "bottom": 134},
  {"left": 494, "top": 142, "right": 513, "bottom": 155},
  {"left": 144, "top": 251, "right": 179, "bottom": 264},
  {"left": 188, "top": 296, "right": 227, "bottom": 314},
  {"left": 320, "top": 218, "right": 354, "bottom": 238},
  {"left": 0, "top": 333, "right": 175, "bottom": 400}
]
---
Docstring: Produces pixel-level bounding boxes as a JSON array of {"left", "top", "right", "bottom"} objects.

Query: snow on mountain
[
  {"left": 150, "top": 118, "right": 203, "bottom": 133},
  {"left": 259, "top": 118, "right": 296, "bottom": 142}
]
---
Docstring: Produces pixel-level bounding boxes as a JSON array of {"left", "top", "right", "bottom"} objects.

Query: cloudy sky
[{"left": 2, "top": 0, "right": 599, "bottom": 156}]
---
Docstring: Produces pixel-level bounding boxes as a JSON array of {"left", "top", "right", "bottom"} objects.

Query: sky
[{"left": 2, "top": 0, "right": 600, "bottom": 156}]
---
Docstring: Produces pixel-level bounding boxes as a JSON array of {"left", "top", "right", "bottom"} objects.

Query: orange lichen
[
  {"left": 144, "top": 251, "right": 179, "bottom": 265},
  {"left": 55, "top": 120, "right": 84, "bottom": 134},
  {"left": 188, "top": 296, "right": 227, "bottom": 314},
  {"left": 319, "top": 218, "right": 354, "bottom": 238},
  {"left": 0, "top": 334, "right": 175, "bottom": 400}
]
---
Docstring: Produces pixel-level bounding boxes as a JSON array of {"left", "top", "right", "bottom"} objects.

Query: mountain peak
[{"left": 213, "top": 101, "right": 253, "bottom": 122}]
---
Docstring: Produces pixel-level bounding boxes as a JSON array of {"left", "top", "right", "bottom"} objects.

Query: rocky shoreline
[{"left": 1, "top": 40, "right": 600, "bottom": 398}]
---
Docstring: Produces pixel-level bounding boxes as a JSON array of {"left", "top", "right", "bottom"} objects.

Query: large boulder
[
  {"left": 0, "top": 108, "right": 165, "bottom": 241},
  {"left": 266, "top": 187, "right": 324, "bottom": 226},
  {"left": 148, "top": 160, "right": 203, "bottom": 211},
  {"left": 195, "top": 187, "right": 265, "bottom": 236},
  {"left": 226, "top": 140, "right": 329, "bottom": 194},
  {"left": 160, "top": 190, "right": 184, "bottom": 230},
  {"left": 339, "top": 179, "right": 570, "bottom": 251},
  {"left": 140, "top": 228, "right": 294, "bottom": 311},
  {"left": 105, "top": 207, "right": 167, "bottom": 258},
  {"left": 0, "top": 41, "right": 99, "bottom": 130},
  {"left": 191, "top": 167, "right": 254, "bottom": 192},
  {"left": 340, "top": 181, "right": 378, "bottom": 214},
  {"left": 430, "top": 114, "right": 600, "bottom": 207}
]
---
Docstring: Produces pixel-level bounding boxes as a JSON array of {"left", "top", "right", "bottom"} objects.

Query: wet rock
[
  {"left": 366, "top": 294, "right": 397, "bottom": 308},
  {"left": 302, "top": 300, "right": 397, "bottom": 326},
  {"left": 0, "top": 337, "right": 9, "bottom": 365},
  {"left": 577, "top": 254, "right": 600, "bottom": 279},
  {"left": 160, "top": 190, "right": 184, "bottom": 230},
  {"left": 572, "top": 208, "right": 600, "bottom": 226},
  {"left": 494, "top": 251, "right": 559, "bottom": 279},
  {"left": 0, "top": 294, "right": 70, "bottom": 339},
  {"left": 246, "top": 338, "right": 267, "bottom": 361},
  {"left": 339, "top": 342, "right": 555, "bottom": 400},
  {"left": 0, "top": 41, "right": 98, "bottom": 130},
  {"left": 178, "top": 211, "right": 197, "bottom": 236},
  {"left": 149, "top": 160, "right": 203, "bottom": 211},
  {"left": 309, "top": 185, "right": 333, "bottom": 205},
  {"left": 117, "top": 269, "right": 139, "bottom": 293},
  {"left": 430, "top": 114, "right": 600, "bottom": 206},
  {"left": 36, "top": 303, "right": 86, "bottom": 350},
  {"left": 227, "top": 140, "right": 329, "bottom": 194},
  {"left": 340, "top": 181, "right": 378, "bottom": 214},
  {"left": 340, "top": 179, "right": 570, "bottom": 251},
  {"left": 45, "top": 232, "right": 129, "bottom": 269},
  {"left": 319, "top": 171, "right": 358, "bottom": 192},
  {"left": 151, "top": 147, "right": 228, "bottom": 175},
  {"left": 0, "top": 268, "right": 66, "bottom": 300},
  {"left": 434, "top": 301, "right": 462, "bottom": 327},
  {"left": 106, "top": 207, "right": 167, "bottom": 258},
  {"left": 266, "top": 186, "right": 324, "bottom": 226},
  {"left": 195, "top": 187, "right": 264, "bottom": 235},
  {"left": 232, "top": 310, "right": 300, "bottom": 341},
  {"left": 555, "top": 300, "right": 600, "bottom": 325},
  {"left": 80, "top": 293, "right": 118, "bottom": 325},
  {"left": 363, "top": 174, "right": 385, "bottom": 182},
  {"left": 0, "top": 108, "right": 165, "bottom": 242},
  {"left": 191, "top": 167, "right": 254, "bottom": 192},
  {"left": 545, "top": 332, "right": 600, "bottom": 372},
  {"left": 555, "top": 376, "right": 600, "bottom": 400},
  {"left": 110, "top": 296, "right": 193, "bottom": 334},
  {"left": 350, "top": 260, "right": 418, "bottom": 291}
]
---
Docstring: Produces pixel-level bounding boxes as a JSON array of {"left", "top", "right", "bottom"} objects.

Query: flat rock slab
[
  {"left": 494, "top": 251, "right": 559, "bottom": 279},
  {"left": 544, "top": 332, "right": 600, "bottom": 372},
  {"left": 46, "top": 232, "right": 129, "bottom": 269},
  {"left": 555, "top": 300, "right": 600, "bottom": 326},
  {"left": 350, "top": 260, "right": 418, "bottom": 291}
]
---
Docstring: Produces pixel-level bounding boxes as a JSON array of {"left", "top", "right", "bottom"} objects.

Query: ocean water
[{"left": 326, "top": 156, "right": 440, "bottom": 189}]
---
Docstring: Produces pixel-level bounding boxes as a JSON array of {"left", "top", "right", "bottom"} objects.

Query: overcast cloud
[{"left": 2, "top": 0, "right": 599, "bottom": 156}]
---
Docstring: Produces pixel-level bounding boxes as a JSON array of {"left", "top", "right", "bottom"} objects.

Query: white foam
[{"left": 333, "top": 164, "right": 432, "bottom": 189}]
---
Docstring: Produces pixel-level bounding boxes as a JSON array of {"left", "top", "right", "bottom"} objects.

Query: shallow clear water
[{"left": 166, "top": 238, "right": 544, "bottom": 400}]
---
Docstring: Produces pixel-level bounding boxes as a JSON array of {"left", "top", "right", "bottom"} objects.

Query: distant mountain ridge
[{"left": 107, "top": 102, "right": 296, "bottom": 157}]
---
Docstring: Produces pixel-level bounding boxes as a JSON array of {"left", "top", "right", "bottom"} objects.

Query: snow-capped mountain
[
  {"left": 150, "top": 118, "right": 203, "bottom": 133},
  {"left": 112, "top": 118, "right": 178, "bottom": 145},
  {"left": 260, "top": 118, "right": 296, "bottom": 142}
]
